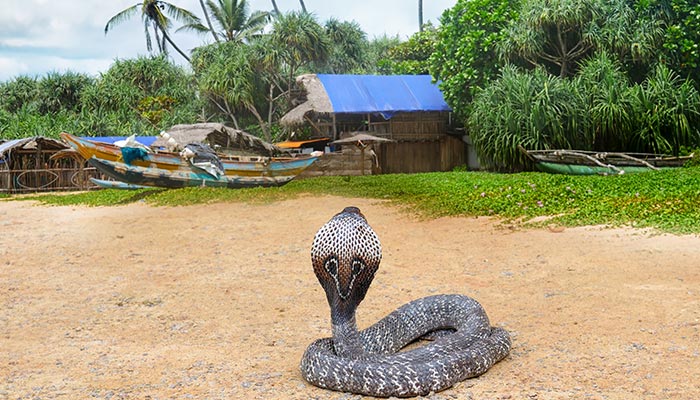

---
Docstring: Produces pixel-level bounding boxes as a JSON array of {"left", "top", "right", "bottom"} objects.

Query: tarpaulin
[
  {"left": 316, "top": 74, "right": 451, "bottom": 118},
  {"left": 81, "top": 136, "right": 158, "bottom": 146}
]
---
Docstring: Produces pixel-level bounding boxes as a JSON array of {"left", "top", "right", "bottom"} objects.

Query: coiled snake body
[{"left": 301, "top": 207, "right": 511, "bottom": 397}]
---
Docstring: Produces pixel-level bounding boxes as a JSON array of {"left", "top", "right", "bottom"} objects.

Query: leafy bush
[
  {"left": 468, "top": 56, "right": 700, "bottom": 171},
  {"left": 468, "top": 66, "right": 587, "bottom": 171},
  {"left": 79, "top": 56, "right": 201, "bottom": 136},
  {"left": 629, "top": 64, "right": 700, "bottom": 155},
  {"left": 0, "top": 76, "right": 39, "bottom": 113},
  {"left": 430, "top": 0, "right": 520, "bottom": 117},
  {"left": 36, "top": 71, "right": 94, "bottom": 114}
]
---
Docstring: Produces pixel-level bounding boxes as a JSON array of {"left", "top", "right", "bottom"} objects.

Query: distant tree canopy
[
  {"left": 4, "top": 0, "right": 700, "bottom": 171},
  {"left": 429, "top": 0, "right": 520, "bottom": 118},
  {"left": 318, "top": 18, "right": 369, "bottom": 74},
  {"left": 178, "top": 0, "right": 271, "bottom": 43},
  {"left": 500, "top": 0, "right": 665, "bottom": 78},
  {"left": 431, "top": 0, "right": 700, "bottom": 171},
  {"left": 658, "top": 0, "right": 700, "bottom": 82},
  {"left": 0, "top": 56, "right": 201, "bottom": 139},
  {"left": 80, "top": 56, "right": 201, "bottom": 133},
  {"left": 384, "top": 23, "right": 438, "bottom": 75}
]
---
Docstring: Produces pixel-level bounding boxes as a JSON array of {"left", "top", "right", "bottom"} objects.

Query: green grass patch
[{"left": 14, "top": 167, "right": 700, "bottom": 234}]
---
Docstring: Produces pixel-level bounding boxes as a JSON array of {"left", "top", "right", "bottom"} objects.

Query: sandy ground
[{"left": 1, "top": 195, "right": 699, "bottom": 400}]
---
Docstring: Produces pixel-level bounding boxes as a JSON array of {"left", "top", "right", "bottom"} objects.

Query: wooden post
[
  {"left": 332, "top": 113, "right": 337, "bottom": 140},
  {"left": 360, "top": 147, "right": 365, "bottom": 175}
]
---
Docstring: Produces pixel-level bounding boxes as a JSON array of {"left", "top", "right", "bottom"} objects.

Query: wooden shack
[
  {"left": 280, "top": 74, "right": 466, "bottom": 175},
  {"left": 0, "top": 137, "right": 99, "bottom": 193}
]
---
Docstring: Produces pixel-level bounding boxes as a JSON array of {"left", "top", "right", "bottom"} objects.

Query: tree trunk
[
  {"left": 267, "top": 83, "right": 275, "bottom": 127},
  {"left": 160, "top": 27, "right": 191, "bottom": 62},
  {"left": 271, "top": 0, "right": 280, "bottom": 15},
  {"left": 418, "top": 0, "right": 423, "bottom": 32},
  {"left": 154, "top": 22, "right": 165, "bottom": 54},
  {"left": 299, "top": 0, "right": 307, "bottom": 13},
  {"left": 199, "top": 0, "right": 220, "bottom": 42},
  {"left": 222, "top": 98, "right": 240, "bottom": 129},
  {"left": 247, "top": 103, "right": 271, "bottom": 142}
]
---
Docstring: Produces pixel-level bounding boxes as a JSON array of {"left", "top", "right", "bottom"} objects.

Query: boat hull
[
  {"left": 533, "top": 162, "right": 673, "bottom": 175},
  {"left": 520, "top": 147, "right": 690, "bottom": 175},
  {"left": 61, "top": 132, "right": 318, "bottom": 177},
  {"left": 89, "top": 178, "right": 149, "bottom": 190},
  {"left": 88, "top": 157, "right": 295, "bottom": 189}
]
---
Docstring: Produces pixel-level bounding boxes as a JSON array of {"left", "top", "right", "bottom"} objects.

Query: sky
[{"left": 0, "top": 0, "right": 456, "bottom": 82}]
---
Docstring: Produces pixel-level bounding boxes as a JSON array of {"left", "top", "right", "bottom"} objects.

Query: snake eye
[
  {"left": 324, "top": 257, "right": 338, "bottom": 276},
  {"left": 351, "top": 259, "right": 364, "bottom": 275}
]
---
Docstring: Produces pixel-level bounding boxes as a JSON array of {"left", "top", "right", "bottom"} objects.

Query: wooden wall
[
  {"left": 377, "top": 135, "right": 466, "bottom": 174},
  {"left": 0, "top": 167, "right": 100, "bottom": 193},
  {"left": 299, "top": 135, "right": 466, "bottom": 177},
  {"left": 296, "top": 111, "right": 464, "bottom": 176},
  {"left": 299, "top": 146, "right": 373, "bottom": 177}
]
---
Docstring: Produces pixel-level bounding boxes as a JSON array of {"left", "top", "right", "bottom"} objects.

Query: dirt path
[{"left": 1, "top": 196, "right": 699, "bottom": 399}]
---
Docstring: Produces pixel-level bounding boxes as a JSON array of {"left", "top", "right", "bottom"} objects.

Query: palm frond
[
  {"left": 105, "top": 5, "right": 141, "bottom": 34},
  {"left": 206, "top": 0, "right": 228, "bottom": 30},
  {"left": 176, "top": 23, "right": 210, "bottom": 34},
  {"left": 160, "top": 1, "right": 202, "bottom": 25}
]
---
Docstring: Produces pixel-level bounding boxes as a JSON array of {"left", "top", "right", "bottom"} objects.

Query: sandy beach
[{"left": 1, "top": 196, "right": 699, "bottom": 399}]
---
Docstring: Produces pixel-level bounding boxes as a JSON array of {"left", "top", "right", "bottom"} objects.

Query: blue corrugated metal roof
[
  {"left": 81, "top": 136, "right": 158, "bottom": 146},
  {"left": 0, "top": 139, "right": 30, "bottom": 157},
  {"left": 316, "top": 74, "right": 451, "bottom": 118}
]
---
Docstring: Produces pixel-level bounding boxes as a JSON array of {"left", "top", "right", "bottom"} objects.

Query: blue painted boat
[
  {"left": 88, "top": 157, "right": 295, "bottom": 189},
  {"left": 61, "top": 132, "right": 320, "bottom": 178}
]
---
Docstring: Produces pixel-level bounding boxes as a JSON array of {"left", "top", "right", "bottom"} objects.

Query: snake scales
[{"left": 300, "top": 207, "right": 511, "bottom": 397}]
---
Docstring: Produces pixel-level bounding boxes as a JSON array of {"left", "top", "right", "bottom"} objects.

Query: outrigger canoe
[
  {"left": 61, "top": 132, "right": 320, "bottom": 178},
  {"left": 519, "top": 146, "right": 692, "bottom": 175},
  {"left": 88, "top": 157, "right": 295, "bottom": 189}
]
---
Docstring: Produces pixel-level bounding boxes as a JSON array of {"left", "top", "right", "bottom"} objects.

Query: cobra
[{"left": 300, "top": 206, "right": 511, "bottom": 397}]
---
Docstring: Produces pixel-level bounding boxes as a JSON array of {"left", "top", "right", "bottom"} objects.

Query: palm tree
[
  {"left": 269, "top": 11, "right": 330, "bottom": 96},
  {"left": 499, "top": 0, "right": 662, "bottom": 78},
  {"left": 322, "top": 18, "right": 368, "bottom": 73},
  {"left": 105, "top": 0, "right": 201, "bottom": 62},
  {"left": 179, "top": 0, "right": 270, "bottom": 43},
  {"left": 198, "top": 0, "right": 221, "bottom": 42}
]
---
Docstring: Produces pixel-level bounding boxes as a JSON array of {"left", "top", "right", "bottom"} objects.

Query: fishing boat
[
  {"left": 88, "top": 157, "right": 295, "bottom": 189},
  {"left": 60, "top": 132, "right": 320, "bottom": 178},
  {"left": 519, "top": 146, "right": 692, "bottom": 175}
]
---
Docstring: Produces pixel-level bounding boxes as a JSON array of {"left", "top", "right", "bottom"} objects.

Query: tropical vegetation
[
  {"left": 433, "top": 0, "right": 700, "bottom": 171},
  {"left": 2, "top": 0, "right": 700, "bottom": 171}
]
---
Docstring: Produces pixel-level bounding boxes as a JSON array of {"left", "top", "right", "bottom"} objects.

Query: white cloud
[
  {"left": 0, "top": 57, "right": 30, "bottom": 79},
  {"left": 0, "top": 0, "right": 457, "bottom": 81}
]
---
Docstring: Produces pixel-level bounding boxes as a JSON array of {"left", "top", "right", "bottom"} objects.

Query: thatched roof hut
[
  {"left": 280, "top": 74, "right": 453, "bottom": 142},
  {"left": 153, "top": 123, "right": 286, "bottom": 156},
  {"left": 0, "top": 136, "right": 98, "bottom": 193},
  {"left": 280, "top": 74, "right": 333, "bottom": 127},
  {"left": 0, "top": 137, "right": 69, "bottom": 167},
  {"left": 280, "top": 74, "right": 468, "bottom": 174}
]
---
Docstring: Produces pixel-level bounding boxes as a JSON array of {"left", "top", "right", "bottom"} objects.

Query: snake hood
[{"left": 311, "top": 206, "right": 382, "bottom": 324}]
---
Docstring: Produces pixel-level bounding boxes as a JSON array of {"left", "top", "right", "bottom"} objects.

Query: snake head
[{"left": 311, "top": 207, "right": 382, "bottom": 316}]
